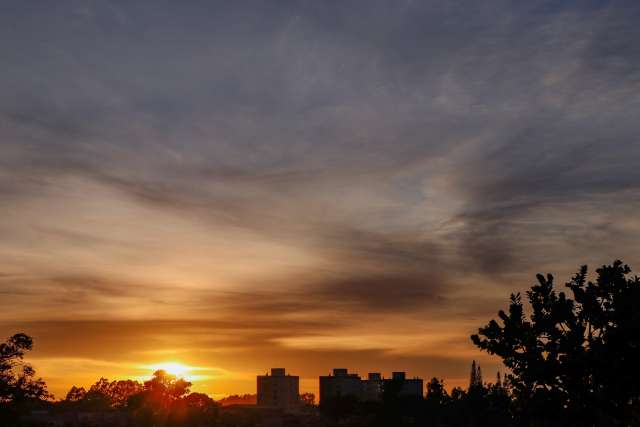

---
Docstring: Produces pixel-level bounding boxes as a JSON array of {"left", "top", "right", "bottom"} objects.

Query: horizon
[{"left": 2, "top": 0, "right": 640, "bottom": 407}]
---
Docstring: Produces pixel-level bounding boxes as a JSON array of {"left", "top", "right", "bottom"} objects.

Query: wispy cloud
[{"left": 1, "top": 0, "right": 639, "bottom": 396}]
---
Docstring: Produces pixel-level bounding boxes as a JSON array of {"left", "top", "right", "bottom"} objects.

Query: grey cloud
[
  {"left": 1, "top": 0, "right": 640, "bottom": 336},
  {"left": 4, "top": 1, "right": 640, "bottom": 397}
]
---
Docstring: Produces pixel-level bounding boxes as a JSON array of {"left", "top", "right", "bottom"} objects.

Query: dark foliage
[
  {"left": 0, "top": 333, "right": 51, "bottom": 424},
  {"left": 472, "top": 260, "right": 640, "bottom": 426}
]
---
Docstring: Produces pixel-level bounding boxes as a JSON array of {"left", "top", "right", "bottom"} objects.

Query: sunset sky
[{"left": 1, "top": 1, "right": 640, "bottom": 400}]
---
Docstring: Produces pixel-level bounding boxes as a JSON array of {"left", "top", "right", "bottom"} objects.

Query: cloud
[{"left": 1, "top": 0, "right": 640, "bottom": 395}]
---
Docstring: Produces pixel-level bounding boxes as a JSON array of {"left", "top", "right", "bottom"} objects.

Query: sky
[{"left": 1, "top": 0, "right": 640, "bottom": 400}]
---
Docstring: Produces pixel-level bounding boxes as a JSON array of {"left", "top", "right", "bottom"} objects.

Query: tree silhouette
[
  {"left": 471, "top": 260, "right": 640, "bottom": 426},
  {"left": 299, "top": 392, "right": 315, "bottom": 407},
  {"left": 109, "top": 379, "right": 144, "bottom": 408},
  {"left": 469, "top": 360, "right": 483, "bottom": 389},
  {"left": 0, "top": 333, "right": 50, "bottom": 423},
  {"left": 425, "top": 378, "right": 449, "bottom": 406},
  {"left": 126, "top": 370, "right": 195, "bottom": 426},
  {"left": 64, "top": 385, "right": 87, "bottom": 402},
  {"left": 167, "top": 392, "right": 219, "bottom": 426},
  {"left": 143, "top": 369, "right": 191, "bottom": 400},
  {"left": 63, "top": 377, "right": 145, "bottom": 411},
  {"left": 80, "top": 377, "right": 114, "bottom": 411},
  {"left": 0, "top": 333, "right": 50, "bottom": 403},
  {"left": 424, "top": 377, "right": 449, "bottom": 425}
]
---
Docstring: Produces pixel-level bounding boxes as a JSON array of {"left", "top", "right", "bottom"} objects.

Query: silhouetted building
[
  {"left": 362, "top": 372, "right": 383, "bottom": 402},
  {"left": 319, "top": 368, "right": 362, "bottom": 403},
  {"left": 384, "top": 371, "right": 423, "bottom": 398},
  {"left": 320, "top": 369, "right": 423, "bottom": 403},
  {"left": 257, "top": 368, "right": 299, "bottom": 411}
]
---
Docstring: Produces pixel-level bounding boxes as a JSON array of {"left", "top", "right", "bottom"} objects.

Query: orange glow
[{"left": 148, "top": 362, "right": 192, "bottom": 379}]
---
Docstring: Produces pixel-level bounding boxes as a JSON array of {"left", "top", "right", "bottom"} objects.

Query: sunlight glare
[{"left": 151, "top": 362, "right": 191, "bottom": 378}]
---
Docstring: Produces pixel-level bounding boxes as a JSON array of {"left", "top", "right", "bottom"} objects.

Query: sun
[{"left": 152, "top": 362, "right": 191, "bottom": 378}]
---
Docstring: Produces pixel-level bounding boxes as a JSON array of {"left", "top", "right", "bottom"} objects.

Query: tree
[
  {"left": 84, "top": 377, "right": 111, "bottom": 408},
  {"left": 471, "top": 260, "right": 640, "bottom": 426},
  {"left": 424, "top": 378, "right": 450, "bottom": 426},
  {"left": 143, "top": 369, "right": 191, "bottom": 400},
  {"left": 109, "top": 379, "right": 144, "bottom": 408},
  {"left": 166, "top": 392, "right": 218, "bottom": 426},
  {"left": 64, "top": 386, "right": 87, "bottom": 402},
  {"left": 0, "top": 334, "right": 50, "bottom": 424},
  {"left": 0, "top": 333, "right": 50, "bottom": 403},
  {"left": 127, "top": 370, "right": 193, "bottom": 425},
  {"left": 469, "top": 361, "right": 477, "bottom": 389},
  {"left": 450, "top": 387, "right": 466, "bottom": 402},
  {"left": 299, "top": 392, "right": 315, "bottom": 407},
  {"left": 425, "top": 378, "right": 449, "bottom": 406},
  {"left": 63, "top": 377, "right": 144, "bottom": 412},
  {"left": 469, "top": 360, "right": 482, "bottom": 389}
]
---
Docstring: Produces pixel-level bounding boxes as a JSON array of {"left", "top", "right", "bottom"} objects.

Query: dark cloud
[
  {"left": 1, "top": 0, "right": 638, "bottom": 272},
  {"left": 1, "top": 0, "right": 640, "bottom": 393}
]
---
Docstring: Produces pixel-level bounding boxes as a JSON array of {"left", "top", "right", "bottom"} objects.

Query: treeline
[
  {"left": 59, "top": 371, "right": 217, "bottom": 426},
  {"left": 0, "top": 366, "right": 219, "bottom": 426}
]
